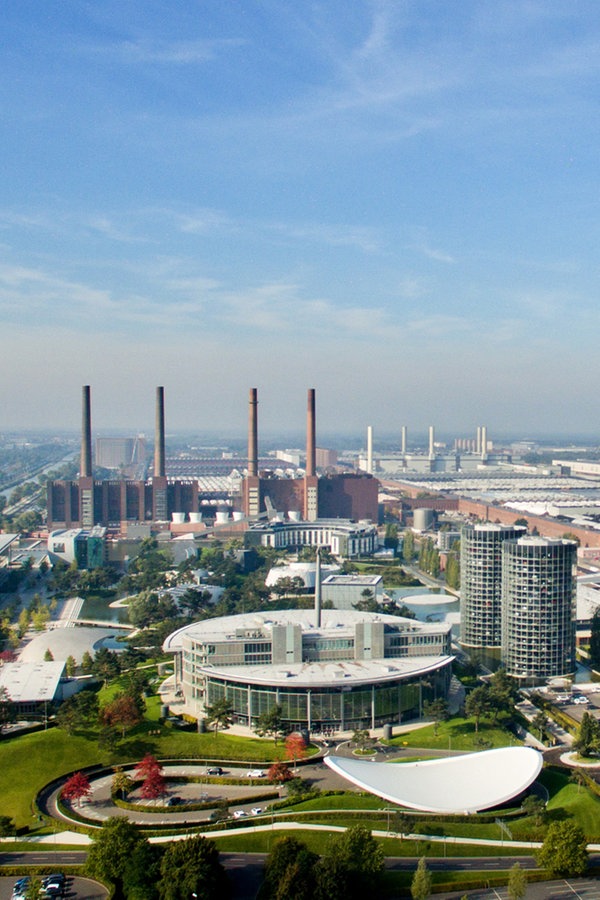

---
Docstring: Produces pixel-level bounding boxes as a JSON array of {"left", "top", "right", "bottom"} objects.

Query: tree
[
  {"left": 135, "top": 753, "right": 162, "bottom": 780},
  {"left": 65, "top": 654, "right": 77, "bottom": 676},
  {"left": 285, "top": 732, "right": 308, "bottom": 771},
  {"left": 268, "top": 761, "right": 293, "bottom": 784},
  {"left": 140, "top": 766, "right": 166, "bottom": 802},
  {"left": 24, "top": 876, "right": 45, "bottom": 899},
  {"left": 351, "top": 728, "right": 372, "bottom": 752},
  {"left": 56, "top": 689, "right": 99, "bottom": 734},
  {"left": 445, "top": 552, "right": 460, "bottom": 590},
  {"left": 112, "top": 766, "right": 134, "bottom": 800},
  {"left": 315, "top": 824, "right": 384, "bottom": 900},
  {"left": 507, "top": 862, "right": 527, "bottom": 900},
  {"left": 86, "top": 816, "right": 154, "bottom": 897},
  {"left": 411, "top": 856, "right": 432, "bottom": 900},
  {"left": 403, "top": 530, "right": 415, "bottom": 562},
  {"left": 570, "top": 767, "right": 588, "bottom": 794},
  {"left": 423, "top": 698, "right": 449, "bottom": 736},
  {"left": 205, "top": 698, "right": 233, "bottom": 736},
  {"left": 100, "top": 693, "right": 143, "bottom": 738},
  {"left": 531, "top": 710, "right": 548, "bottom": 741},
  {"left": 44, "top": 647, "right": 54, "bottom": 661},
  {"left": 81, "top": 650, "right": 94, "bottom": 674},
  {"left": 522, "top": 794, "right": 546, "bottom": 826},
  {"left": 92, "top": 647, "right": 121, "bottom": 685},
  {"left": 62, "top": 771, "right": 92, "bottom": 807},
  {"left": 0, "top": 686, "right": 15, "bottom": 732},
  {"left": 537, "top": 821, "right": 588, "bottom": 876},
  {"left": 157, "top": 834, "right": 229, "bottom": 900},
  {"left": 255, "top": 704, "right": 285, "bottom": 744},
  {"left": 574, "top": 711, "right": 600, "bottom": 757},
  {"left": 264, "top": 836, "right": 318, "bottom": 900},
  {"left": 465, "top": 685, "right": 492, "bottom": 732}
]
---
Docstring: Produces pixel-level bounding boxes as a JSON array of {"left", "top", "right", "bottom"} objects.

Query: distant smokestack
[
  {"left": 315, "top": 546, "right": 322, "bottom": 628},
  {"left": 481, "top": 425, "right": 488, "bottom": 460},
  {"left": 428, "top": 425, "right": 435, "bottom": 459},
  {"left": 81, "top": 385, "right": 92, "bottom": 478},
  {"left": 401, "top": 425, "right": 407, "bottom": 455},
  {"left": 476, "top": 426, "right": 482, "bottom": 455},
  {"left": 367, "top": 425, "right": 373, "bottom": 475},
  {"left": 306, "top": 388, "right": 316, "bottom": 477},
  {"left": 248, "top": 388, "right": 258, "bottom": 477},
  {"left": 154, "top": 386, "right": 166, "bottom": 478}
]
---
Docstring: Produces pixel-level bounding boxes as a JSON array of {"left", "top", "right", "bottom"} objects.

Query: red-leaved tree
[
  {"left": 62, "top": 771, "right": 92, "bottom": 807},
  {"left": 284, "top": 733, "right": 307, "bottom": 772},
  {"left": 100, "top": 693, "right": 142, "bottom": 738},
  {"left": 134, "top": 753, "right": 162, "bottom": 780},
  {"left": 139, "top": 767, "right": 166, "bottom": 801},
  {"left": 267, "top": 761, "right": 292, "bottom": 784},
  {"left": 134, "top": 754, "right": 166, "bottom": 801}
]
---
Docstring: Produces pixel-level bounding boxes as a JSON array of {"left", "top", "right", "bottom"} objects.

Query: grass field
[
  {"left": 0, "top": 714, "right": 290, "bottom": 829},
  {"left": 385, "top": 715, "right": 517, "bottom": 751}
]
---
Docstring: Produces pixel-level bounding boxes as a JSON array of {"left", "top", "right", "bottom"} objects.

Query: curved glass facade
[{"left": 199, "top": 665, "right": 450, "bottom": 731}]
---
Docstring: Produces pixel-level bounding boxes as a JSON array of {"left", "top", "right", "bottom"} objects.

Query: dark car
[
  {"left": 207, "top": 766, "right": 223, "bottom": 775},
  {"left": 166, "top": 795, "right": 182, "bottom": 806}
]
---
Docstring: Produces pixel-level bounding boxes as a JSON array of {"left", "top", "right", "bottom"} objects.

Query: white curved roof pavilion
[{"left": 325, "top": 746, "right": 542, "bottom": 814}]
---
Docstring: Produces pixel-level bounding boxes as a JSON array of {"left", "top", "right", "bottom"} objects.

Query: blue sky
[{"left": 2, "top": 1, "right": 600, "bottom": 438}]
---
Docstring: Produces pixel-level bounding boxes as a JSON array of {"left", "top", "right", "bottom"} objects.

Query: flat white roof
[
  {"left": 325, "top": 747, "right": 542, "bottom": 814},
  {"left": 0, "top": 661, "right": 65, "bottom": 703},
  {"left": 163, "top": 608, "right": 449, "bottom": 651},
  {"left": 194, "top": 654, "right": 453, "bottom": 689}
]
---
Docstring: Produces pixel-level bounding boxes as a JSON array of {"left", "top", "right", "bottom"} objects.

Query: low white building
[{"left": 321, "top": 574, "right": 383, "bottom": 609}]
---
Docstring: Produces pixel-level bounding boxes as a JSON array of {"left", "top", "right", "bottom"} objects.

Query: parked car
[
  {"left": 251, "top": 807, "right": 263, "bottom": 816},
  {"left": 573, "top": 696, "right": 589, "bottom": 705},
  {"left": 166, "top": 795, "right": 182, "bottom": 806},
  {"left": 12, "top": 878, "right": 30, "bottom": 900},
  {"left": 233, "top": 809, "right": 248, "bottom": 819},
  {"left": 206, "top": 766, "right": 224, "bottom": 776},
  {"left": 245, "top": 769, "right": 265, "bottom": 778}
]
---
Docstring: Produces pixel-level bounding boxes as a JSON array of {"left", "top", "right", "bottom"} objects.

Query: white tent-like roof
[{"left": 324, "top": 746, "right": 542, "bottom": 814}]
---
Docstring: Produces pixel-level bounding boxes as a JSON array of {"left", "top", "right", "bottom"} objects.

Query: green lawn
[
  {"left": 385, "top": 715, "right": 518, "bottom": 751},
  {"left": 0, "top": 717, "right": 289, "bottom": 829},
  {"left": 213, "top": 829, "right": 522, "bottom": 858}
]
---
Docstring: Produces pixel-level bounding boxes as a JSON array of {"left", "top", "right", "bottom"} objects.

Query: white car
[
  {"left": 251, "top": 807, "right": 263, "bottom": 815},
  {"left": 245, "top": 769, "right": 265, "bottom": 778},
  {"left": 233, "top": 810, "right": 248, "bottom": 819},
  {"left": 573, "top": 696, "right": 589, "bottom": 705}
]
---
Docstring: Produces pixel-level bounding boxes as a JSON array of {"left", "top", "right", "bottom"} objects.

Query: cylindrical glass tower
[
  {"left": 501, "top": 536, "right": 576, "bottom": 682},
  {"left": 460, "top": 524, "right": 526, "bottom": 648}
]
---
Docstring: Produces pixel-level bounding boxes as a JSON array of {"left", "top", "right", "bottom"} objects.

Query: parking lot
[{"left": 0, "top": 876, "right": 107, "bottom": 900}]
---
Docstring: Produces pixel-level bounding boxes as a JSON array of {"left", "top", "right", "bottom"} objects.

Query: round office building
[{"left": 163, "top": 608, "right": 453, "bottom": 733}]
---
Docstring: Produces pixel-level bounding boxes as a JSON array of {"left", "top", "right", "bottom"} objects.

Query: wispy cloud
[{"left": 88, "top": 37, "right": 245, "bottom": 66}]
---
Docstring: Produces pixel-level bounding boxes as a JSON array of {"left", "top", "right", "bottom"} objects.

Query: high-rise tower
[
  {"left": 501, "top": 536, "right": 576, "bottom": 682},
  {"left": 460, "top": 523, "right": 526, "bottom": 648}
]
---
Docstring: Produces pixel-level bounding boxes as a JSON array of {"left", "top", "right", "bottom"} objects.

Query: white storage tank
[{"left": 413, "top": 508, "right": 434, "bottom": 532}]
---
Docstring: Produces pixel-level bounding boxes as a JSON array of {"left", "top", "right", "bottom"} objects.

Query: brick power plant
[{"left": 46, "top": 386, "right": 378, "bottom": 531}]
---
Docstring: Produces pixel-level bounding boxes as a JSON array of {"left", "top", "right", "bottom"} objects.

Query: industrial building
[
  {"left": 163, "top": 608, "right": 453, "bottom": 732},
  {"left": 501, "top": 536, "right": 576, "bottom": 682},
  {"left": 47, "top": 386, "right": 379, "bottom": 534}
]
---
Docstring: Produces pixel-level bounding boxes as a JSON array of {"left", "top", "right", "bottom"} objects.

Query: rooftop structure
[
  {"left": 325, "top": 747, "right": 543, "bottom": 814},
  {"left": 163, "top": 608, "right": 452, "bottom": 732}
]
